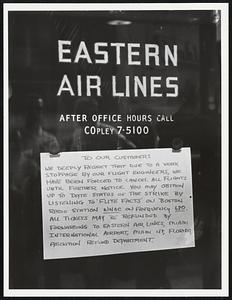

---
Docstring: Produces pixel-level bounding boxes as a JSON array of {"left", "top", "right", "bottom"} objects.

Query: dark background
[{"left": 8, "top": 10, "right": 221, "bottom": 289}]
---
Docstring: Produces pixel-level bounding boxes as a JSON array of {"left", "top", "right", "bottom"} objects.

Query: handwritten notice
[{"left": 40, "top": 147, "right": 195, "bottom": 260}]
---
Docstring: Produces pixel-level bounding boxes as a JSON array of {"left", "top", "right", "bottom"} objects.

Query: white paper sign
[{"left": 40, "top": 147, "right": 195, "bottom": 260}]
